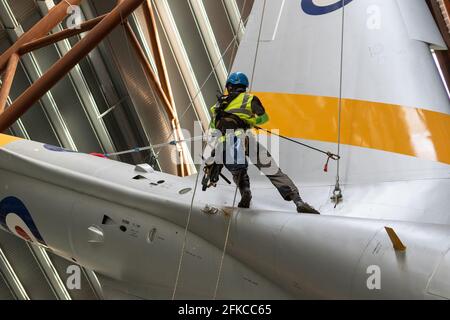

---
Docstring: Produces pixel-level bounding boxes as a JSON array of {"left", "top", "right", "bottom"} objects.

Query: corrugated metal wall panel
[
  {"left": 89, "top": 1, "right": 178, "bottom": 174},
  {"left": 6, "top": 0, "right": 37, "bottom": 28},
  {"left": 20, "top": 12, "right": 103, "bottom": 152},
  {"left": 168, "top": 0, "right": 220, "bottom": 108},
  {"left": 203, "top": 0, "right": 236, "bottom": 71},
  {"left": 46, "top": 251, "right": 98, "bottom": 300},
  {"left": 0, "top": 37, "right": 60, "bottom": 144},
  {"left": 0, "top": 21, "right": 6, "bottom": 42},
  {"left": 0, "top": 272, "right": 14, "bottom": 300},
  {"left": 0, "top": 231, "right": 56, "bottom": 300},
  {"left": 134, "top": 6, "right": 200, "bottom": 141}
]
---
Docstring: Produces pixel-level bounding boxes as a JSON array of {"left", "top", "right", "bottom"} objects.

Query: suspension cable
[
  {"left": 104, "top": 135, "right": 204, "bottom": 157},
  {"left": 255, "top": 127, "right": 340, "bottom": 159},
  {"left": 171, "top": 134, "right": 204, "bottom": 300},
  {"left": 227, "top": 0, "right": 248, "bottom": 72},
  {"left": 213, "top": 0, "right": 265, "bottom": 299},
  {"left": 104, "top": 15, "right": 251, "bottom": 161},
  {"left": 249, "top": 0, "right": 267, "bottom": 88},
  {"left": 117, "top": 11, "right": 163, "bottom": 167},
  {"left": 333, "top": 0, "right": 346, "bottom": 204},
  {"left": 213, "top": 187, "right": 238, "bottom": 300},
  {"left": 171, "top": 14, "right": 251, "bottom": 298},
  {"left": 177, "top": 15, "right": 251, "bottom": 121},
  {"left": 255, "top": 126, "right": 340, "bottom": 173}
]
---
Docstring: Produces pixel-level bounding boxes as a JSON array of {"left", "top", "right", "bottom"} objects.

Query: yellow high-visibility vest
[{"left": 210, "top": 93, "right": 255, "bottom": 128}]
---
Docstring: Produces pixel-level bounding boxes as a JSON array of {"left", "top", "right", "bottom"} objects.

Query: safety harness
[{"left": 211, "top": 91, "right": 254, "bottom": 138}]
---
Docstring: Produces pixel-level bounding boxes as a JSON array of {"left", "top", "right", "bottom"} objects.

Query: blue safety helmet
[{"left": 226, "top": 72, "right": 249, "bottom": 88}]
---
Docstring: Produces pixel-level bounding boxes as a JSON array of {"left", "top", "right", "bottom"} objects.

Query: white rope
[
  {"left": 104, "top": 135, "right": 204, "bottom": 157},
  {"left": 213, "top": 0, "right": 265, "bottom": 299},
  {"left": 227, "top": 0, "right": 248, "bottom": 72},
  {"left": 107, "top": 15, "right": 251, "bottom": 159},
  {"left": 249, "top": 0, "right": 267, "bottom": 90},
  {"left": 335, "top": 0, "right": 346, "bottom": 199},
  {"left": 177, "top": 14, "right": 251, "bottom": 121},
  {"left": 118, "top": 12, "right": 173, "bottom": 169},
  {"left": 212, "top": 187, "right": 238, "bottom": 300},
  {"left": 171, "top": 142, "right": 204, "bottom": 299},
  {"left": 171, "top": 10, "right": 255, "bottom": 300},
  {"left": 127, "top": 13, "right": 252, "bottom": 168}
]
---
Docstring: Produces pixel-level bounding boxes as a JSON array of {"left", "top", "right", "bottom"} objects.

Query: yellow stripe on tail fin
[{"left": 0, "top": 134, "right": 21, "bottom": 147}]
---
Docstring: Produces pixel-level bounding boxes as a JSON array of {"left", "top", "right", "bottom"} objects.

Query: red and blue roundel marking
[
  {"left": 301, "top": 0, "right": 354, "bottom": 15},
  {"left": 0, "top": 197, "right": 47, "bottom": 246}
]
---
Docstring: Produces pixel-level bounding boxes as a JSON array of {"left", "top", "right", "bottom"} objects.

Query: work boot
[
  {"left": 238, "top": 190, "right": 252, "bottom": 208},
  {"left": 293, "top": 197, "right": 320, "bottom": 214}
]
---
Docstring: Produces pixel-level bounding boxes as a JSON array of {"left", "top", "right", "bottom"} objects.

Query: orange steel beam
[
  {"left": 426, "top": 0, "right": 450, "bottom": 91},
  {"left": 19, "top": 14, "right": 107, "bottom": 55},
  {"left": 0, "top": 54, "right": 20, "bottom": 114},
  {"left": 427, "top": 0, "right": 450, "bottom": 48},
  {"left": 442, "top": 0, "right": 450, "bottom": 32},
  {"left": 124, "top": 22, "right": 175, "bottom": 119},
  {"left": 0, "top": 0, "right": 146, "bottom": 133},
  {"left": 124, "top": 22, "right": 191, "bottom": 176},
  {"left": 435, "top": 50, "right": 450, "bottom": 91},
  {"left": 142, "top": 0, "right": 175, "bottom": 107},
  {"left": 0, "top": 0, "right": 82, "bottom": 74}
]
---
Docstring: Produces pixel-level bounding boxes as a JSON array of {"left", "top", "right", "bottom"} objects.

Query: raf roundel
[
  {"left": 0, "top": 197, "right": 47, "bottom": 246},
  {"left": 301, "top": 0, "right": 354, "bottom": 16}
]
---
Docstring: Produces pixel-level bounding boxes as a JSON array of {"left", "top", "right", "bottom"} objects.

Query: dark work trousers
[{"left": 221, "top": 133, "right": 300, "bottom": 201}]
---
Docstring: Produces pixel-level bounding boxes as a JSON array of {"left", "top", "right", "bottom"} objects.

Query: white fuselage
[{"left": 0, "top": 138, "right": 449, "bottom": 299}]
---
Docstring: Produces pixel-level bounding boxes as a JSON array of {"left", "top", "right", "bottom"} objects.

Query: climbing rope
[
  {"left": 171, "top": 133, "right": 204, "bottom": 300},
  {"left": 213, "top": 187, "right": 238, "bottom": 300},
  {"left": 212, "top": 0, "right": 265, "bottom": 299},
  {"left": 171, "top": 13, "right": 252, "bottom": 300},
  {"left": 177, "top": 14, "right": 252, "bottom": 122},
  {"left": 249, "top": 0, "right": 267, "bottom": 89},
  {"left": 110, "top": 15, "right": 253, "bottom": 164},
  {"left": 254, "top": 126, "right": 340, "bottom": 172},
  {"left": 103, "top": 135, "right": 204, "bottom": 157},
  {"left": 103, "top": 14, "right": 252, "bottom": 160},
  {"left": 124, "top": 13, "right": 172, "bottom": 169},
  {"left": 333, "top": 0, "right": 347, "bottom": 206}
]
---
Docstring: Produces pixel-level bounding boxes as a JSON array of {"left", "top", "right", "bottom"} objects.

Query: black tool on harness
[
  {"left": 202, "top": 91, "right": 251, "bottom": 191},
  {"left": 202, "top": 162, "right": 223, "bottom": 191},
  {"left": 201, "top": 155, "right": 231, "bottom": 191}
]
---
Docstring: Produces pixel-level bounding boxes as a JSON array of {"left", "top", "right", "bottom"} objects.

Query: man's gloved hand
[
  {"left": 206, "top": 127, "right": 221, "bottom": 144},
  {"left": 255, "top": 113, "right": 269, "bottom": 125},
  {"left": 248, "top": 113, "right": 269, "bottom": 127},
  {"left": 205, "top": 155, "right": 215, "bottom": 166}
]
